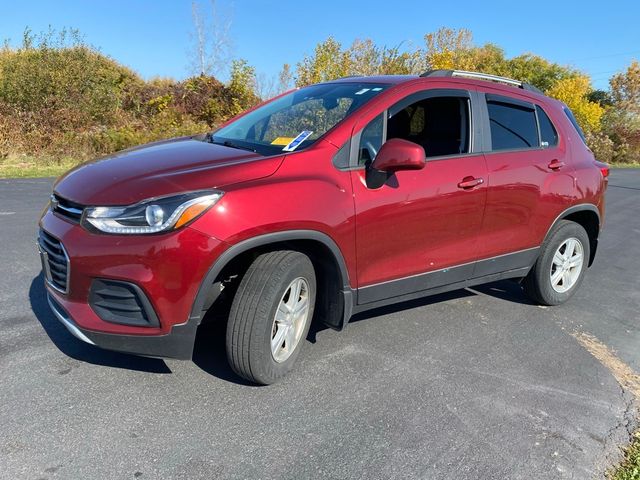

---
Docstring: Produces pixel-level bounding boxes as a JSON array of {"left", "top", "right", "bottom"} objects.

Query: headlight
[{"left": 83, "top": 191, "right": 223, "bottom": 234}]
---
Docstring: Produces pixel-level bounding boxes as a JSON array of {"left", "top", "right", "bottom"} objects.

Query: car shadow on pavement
[
  {"left": 469, "top": 279, "right": 537, "bottom": 305},
  {"left": 29, "top": 273, "right": 172, "bottom": 373},
  {"left": 317, "top": 279, "right": 533, "bottom": 335},
  {"left": 306, "top": 289, "right": 479, "bottom": 344},
  {"left": 345, "top": 288, "right": 477, "bottom": 327}
]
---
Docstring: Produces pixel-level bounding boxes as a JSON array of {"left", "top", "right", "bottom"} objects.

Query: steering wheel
[{"left": 363, "top": 140, "right": 379, "bottom": 161}]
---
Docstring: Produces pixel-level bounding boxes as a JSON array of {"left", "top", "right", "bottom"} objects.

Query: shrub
[
  {"left": 586, "top": 131, "right": 615, "bottom": 164},
  {"left": 0, "top": 28, "right": 259, "bottom": 165}
]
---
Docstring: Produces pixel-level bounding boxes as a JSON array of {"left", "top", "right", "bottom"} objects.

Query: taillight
[{"left": 595, "top": 161, "right": 609, "bottom": 178}]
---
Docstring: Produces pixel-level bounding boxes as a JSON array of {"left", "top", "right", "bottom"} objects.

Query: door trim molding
[{"left": 357, "top": 247, "right": 539, "bottom": 305}]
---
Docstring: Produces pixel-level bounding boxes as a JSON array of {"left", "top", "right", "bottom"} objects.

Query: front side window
[
  {"left": 212, "top": 83, "right": 388, "bottom": 156},
  {"left": 487, "top": 100, "right": 538, "bottom": 151},
  {"left": 358, "top": 114, "right": 384, "bottom": 166},
  {"left": 387, "top": 96, "right": 470, "bottom": 158}
]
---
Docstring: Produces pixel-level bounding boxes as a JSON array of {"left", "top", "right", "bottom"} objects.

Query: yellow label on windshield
[{"left": 271, "top": 137, "right": 295, "bottom": 146}]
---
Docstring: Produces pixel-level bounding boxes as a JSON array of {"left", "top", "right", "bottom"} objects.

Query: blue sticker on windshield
[{"left": 283, "top": 130, "right": 313, "bottom": 152}]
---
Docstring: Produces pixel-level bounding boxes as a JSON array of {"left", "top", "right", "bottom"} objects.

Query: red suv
[{"left": 38, "top": 70, "right": 609, "bottom": 384}]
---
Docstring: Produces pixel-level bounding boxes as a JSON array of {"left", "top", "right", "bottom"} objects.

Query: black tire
[
  {"left": 523, "top": 220, "right": 590, "bottom": 306},
  {"left": 226, "top": 250, "right": 316, "bottom": 385}
]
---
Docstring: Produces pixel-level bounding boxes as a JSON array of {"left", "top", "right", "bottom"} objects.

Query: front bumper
[
  {"left": 39, "top": 208, "right": 226, "bottom": 359},
  {"left": 47, "top": 293, "right": 198, "bottom": 359}
]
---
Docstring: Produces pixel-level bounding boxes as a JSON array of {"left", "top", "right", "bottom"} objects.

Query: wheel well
[
  {"left": 562, "top": 210, "right": 599, "bottom": 266},
  {"left": 205, "top": 239, "right": 347, "bottom": 330}
]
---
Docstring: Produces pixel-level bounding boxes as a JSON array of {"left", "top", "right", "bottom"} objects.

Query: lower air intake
[{"left": 89, "top": 279, "right": 160, "bottom": 327}]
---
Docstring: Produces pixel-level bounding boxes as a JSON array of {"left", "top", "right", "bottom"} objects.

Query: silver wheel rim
[
  {"left": 550, "top": 237, "right": 584, "bottom": 293},
  {"left": 271, "top": 277, "right": 310, "bottom": 363}
]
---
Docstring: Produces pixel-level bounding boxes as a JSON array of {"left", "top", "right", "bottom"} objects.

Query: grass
[
  {"left": 612, "top": 163, "right": 640, "bottom": 168},
  {"left": 609, "top": 431, "right": 640, "bottom": 480},
  {"left": 0, "top": 154, "right": 78, "bottom": 178}
]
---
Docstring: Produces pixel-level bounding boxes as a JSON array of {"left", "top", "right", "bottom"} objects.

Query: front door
[{"left": 351, "top": 88, "right": 488, "bottom": 304}]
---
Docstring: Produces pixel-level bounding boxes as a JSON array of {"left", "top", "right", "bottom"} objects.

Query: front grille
[
  {"left": 89, "top": 279, "right": 160, "bottom": 327},
  {"left": 51, "top": 194, "right": 84, "bottom": 223},
  {"left": 38, "top": 229, "right": 70, "bottom": 293}
]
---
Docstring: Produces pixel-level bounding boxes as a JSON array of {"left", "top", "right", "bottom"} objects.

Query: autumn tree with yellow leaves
[
  {"left": 547, "top": 76, "right": 604, "bottom": 132},
  {"left": 296, "top": 27, "right": 638, "bottom": 163}
]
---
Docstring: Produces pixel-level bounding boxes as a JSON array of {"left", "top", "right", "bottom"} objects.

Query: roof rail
[{"left": 420, "top": 69, "right": 543, "bottom": 94}]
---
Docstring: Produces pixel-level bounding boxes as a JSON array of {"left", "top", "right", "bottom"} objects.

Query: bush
[
  {"left": 586, "top": 131, "right": 615, "bottom": 164},
  {"left": 0, "top": 29, "right": 141, "bottom": 126},
  {"left": 0, "top": 28, "right": 259, "bottom": 164}
]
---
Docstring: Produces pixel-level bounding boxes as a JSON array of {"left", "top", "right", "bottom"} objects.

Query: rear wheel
[
  {"left": 523, "top": 220, "right": 590, "bottom": 306},
  {"left": 226, "top": 250, "right": 316, "bottom": 384}
]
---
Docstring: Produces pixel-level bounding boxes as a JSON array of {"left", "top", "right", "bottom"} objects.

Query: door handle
[
  {"left": 548, "top": 159, "right": 565, "bottom": 171},
  {"left": 457, "top": 176, "right": 484, "bottom": 189}
]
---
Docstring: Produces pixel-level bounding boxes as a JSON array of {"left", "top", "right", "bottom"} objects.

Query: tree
[
  {"left": 587, "top": 89, "right": 613, "bottom": 107},
  {"left": 254, "top": 72, "right": 276, "bottom": 100},
  {"left": 295, "top": 37, "right": 351, "bottom": 86},
  {"left": 420, "top": 28, "right": 577, "bottom": 93},
  {"left": 423, "top": 27, "right": 473, "bottom": 70},
  {"left": 348, "top": 38, "right": 380, "bottom": 77},
  {"left": 603, "top": 61, "right": 640, "bottom": 163},
  {"left": 227, "top": 59, "right": 258, "bottom": 115},
  {"left": 379, "top": 44, "right": 423, "bottom": 75},
  {"left": 277, "top": 63, "right": 293, "bottom": 94},
  {"left": 505, "top": 54, "right": 577, "bottom": 92},
  {"left": 547, "top": 76, "right": 604, "bottom": 133},
  {"left": 254, "top": 63, "right": 295, "bottom": 100},
  {"left": 295, "top": 37, "right": 422, "bottom": 87},
  {"left": 610, "top": 60, "right": 640, "bottom": 109},
  {"left": 189, "top": 0, "right": 233, "bottom": 78}
]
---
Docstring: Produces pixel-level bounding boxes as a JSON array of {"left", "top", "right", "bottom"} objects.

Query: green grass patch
[
  {"left": 0, "top": 155, "right": 78, "bottom": 179},
  {"left": 609, "top": 431, "right": 640, "bottom": 480},
  {"left": 611, "top": 163, "right": 640, "bottom": 169}
]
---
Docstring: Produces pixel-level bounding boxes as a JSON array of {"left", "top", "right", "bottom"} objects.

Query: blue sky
[{"left": 1, "top": 0, "right": 638, "bottom": 90}]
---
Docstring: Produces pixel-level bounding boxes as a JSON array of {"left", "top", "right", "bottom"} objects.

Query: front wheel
[
  {"left": 226, "top": 250, "right": 316, "bottom": 385},
  {"left": 523, "top": 220, "right": 590, "bottom": 306}
]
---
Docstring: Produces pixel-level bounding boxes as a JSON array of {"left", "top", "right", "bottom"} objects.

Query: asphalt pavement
[{"left": 0, "top": 170, "right": 639, "bottom": 479}]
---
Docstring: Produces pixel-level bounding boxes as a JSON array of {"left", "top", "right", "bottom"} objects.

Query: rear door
[
  {"left": 350, "top": 87, "right": 489, "bottom": 304},
  {"left": 472, "top": 88, "right": 576, "bottom": 277}
]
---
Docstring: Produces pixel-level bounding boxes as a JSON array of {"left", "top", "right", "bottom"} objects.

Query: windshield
[{"left": 211, "top": 83, "right": 389, "bottom": 156}]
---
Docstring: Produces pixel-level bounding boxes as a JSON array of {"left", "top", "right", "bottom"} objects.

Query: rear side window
[
  {"left": 536, "top": 106, "right": 558, "bottom": 148},
  {"left": 563, "top": 107, "right": 587, "bottom": 144},
  {"left": 487, "top": 100, "right": 538, "bottom": 151}
]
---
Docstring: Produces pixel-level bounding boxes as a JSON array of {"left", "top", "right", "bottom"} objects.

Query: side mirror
[{"left": 371, "top": 138, "right": 425, "bottom": 172}]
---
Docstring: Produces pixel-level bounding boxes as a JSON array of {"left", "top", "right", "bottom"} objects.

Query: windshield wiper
[{"left": 209, "top": 137, "right": 257, "bottom": 153}]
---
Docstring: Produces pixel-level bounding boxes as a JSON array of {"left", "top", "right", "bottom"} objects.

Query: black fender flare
[
  {"left": 544, "top": 203, "right": 600, "bottom": 238},
  {"left": 188, "top": 230, "right": 354, "bottom": 326},
  {"left": 544, "top": 203, "right": 601, "bottom": 266}
]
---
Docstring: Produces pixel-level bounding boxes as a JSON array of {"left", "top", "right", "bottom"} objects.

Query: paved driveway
[{"left": 1, "top": 170, "right": 639, "bottom": 479}]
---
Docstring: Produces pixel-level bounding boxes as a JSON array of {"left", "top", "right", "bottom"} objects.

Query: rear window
[
  {"left": 487, "top": 100, "right": 538, "bottom": 151},
  {"left": 563, "top": 107, "right": 587, "bottom": 144},
  {"left": 536, "top": 106, "right": 558, "bottom": 148}
]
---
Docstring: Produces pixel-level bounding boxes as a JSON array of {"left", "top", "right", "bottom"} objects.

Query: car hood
[{"left": 53, "top": 136, "right": 284, "bottom": 205}]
